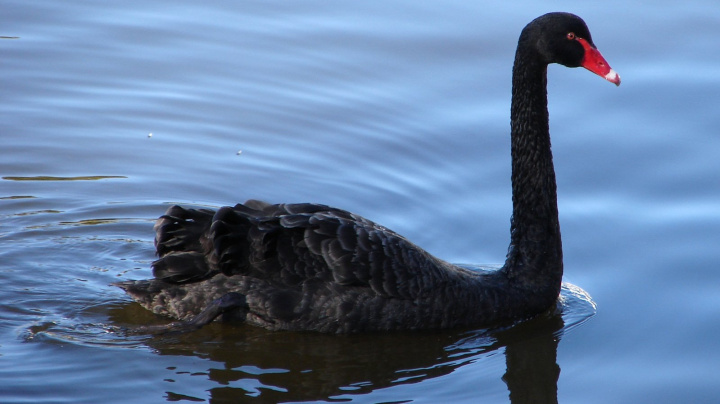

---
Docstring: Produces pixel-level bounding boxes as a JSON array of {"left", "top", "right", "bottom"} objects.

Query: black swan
[{"left": 115, "top": 12, "right": 620, "bottom": 333}]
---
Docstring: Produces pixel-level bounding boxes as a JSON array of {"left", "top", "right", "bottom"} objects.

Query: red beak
[{"left": 577, "top": 38, "right": 621, "bottom": 86}]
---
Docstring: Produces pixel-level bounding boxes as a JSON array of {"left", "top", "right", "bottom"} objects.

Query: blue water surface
[{"left": 2, "top": 1, "right": 719, "bottom": 403}]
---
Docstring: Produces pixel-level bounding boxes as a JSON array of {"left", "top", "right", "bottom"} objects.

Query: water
[{"left": 2, "top": 1, "right": 719, "bottom": 403}]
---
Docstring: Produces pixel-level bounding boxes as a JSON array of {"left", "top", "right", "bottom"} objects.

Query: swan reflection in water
[{"left": 108, "top": 283, "right": 593, "bottom": 404}]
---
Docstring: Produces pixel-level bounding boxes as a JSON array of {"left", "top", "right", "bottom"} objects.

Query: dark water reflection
[
  {"left": 498, "top": 313, "right": 562, "bottom": 404},
  {"left": 104, "top": 289, "right": 584, "bottom": 403}
]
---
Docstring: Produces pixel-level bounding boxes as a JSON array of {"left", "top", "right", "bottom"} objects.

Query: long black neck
[{"left": 502, "top": 41, "right": 563, "bottom": 300}]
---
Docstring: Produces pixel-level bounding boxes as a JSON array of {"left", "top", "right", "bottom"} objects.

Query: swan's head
[{"left": 523, "top": 12, "right": 621, "bottom": 86}]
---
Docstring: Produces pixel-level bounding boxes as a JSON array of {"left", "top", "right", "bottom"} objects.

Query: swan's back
[
  {"left": 117, "top": 202, "right": 498, "bottom": 333},
  {"left": 156, "top": 201, "right": 454, "bottom": 295}
]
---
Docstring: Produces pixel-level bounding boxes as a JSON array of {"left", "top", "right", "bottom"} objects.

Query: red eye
[{"left": 567, "top": 32, "right": 576, "bottom": 40}]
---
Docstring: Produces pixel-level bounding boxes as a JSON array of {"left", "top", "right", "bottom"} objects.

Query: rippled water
[{"left": 2, "top": 1, "right": 720, "bottom": 403}]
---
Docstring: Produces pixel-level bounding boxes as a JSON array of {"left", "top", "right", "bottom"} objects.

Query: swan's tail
[{"left": 113, "top": 279, "right": 248, "bottom": 333}]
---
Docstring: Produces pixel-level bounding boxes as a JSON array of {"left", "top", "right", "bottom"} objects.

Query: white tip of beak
[{"left": 605, "top": 69, "right": 621, "bottom": 86}]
